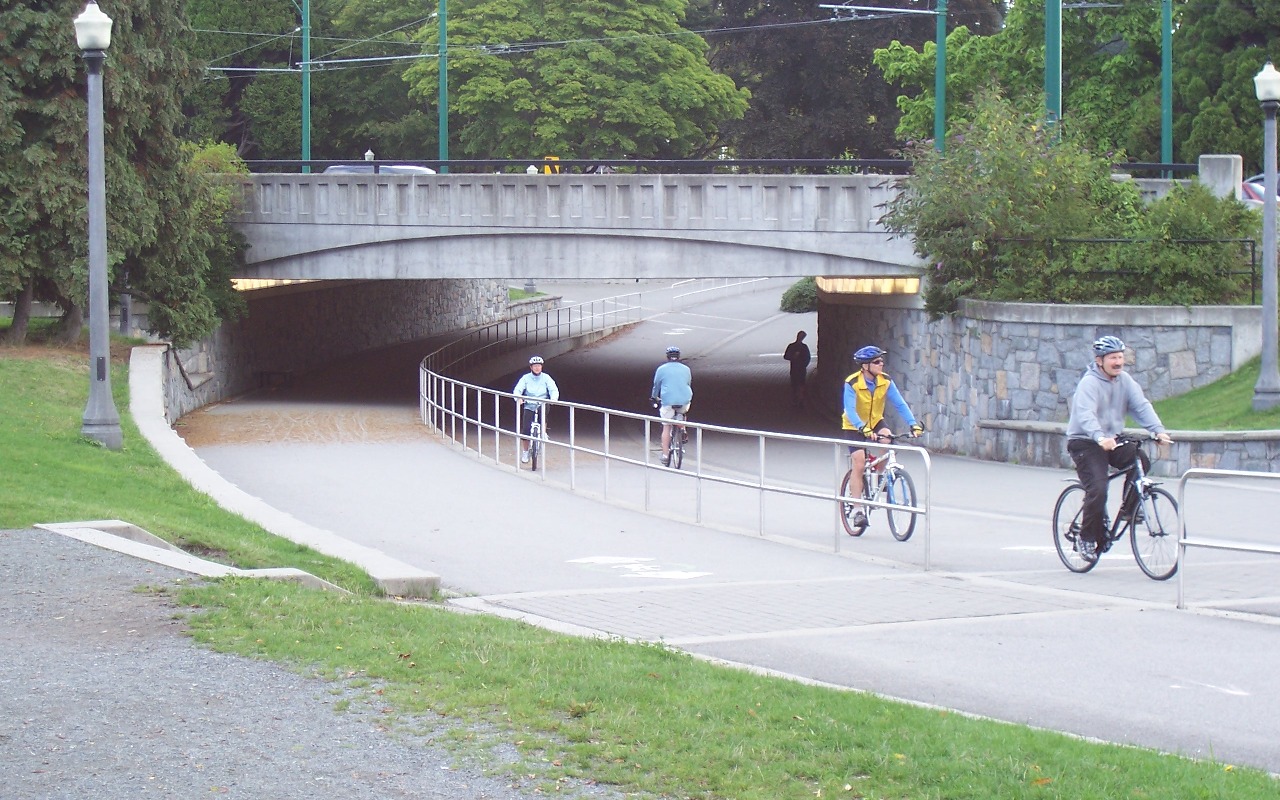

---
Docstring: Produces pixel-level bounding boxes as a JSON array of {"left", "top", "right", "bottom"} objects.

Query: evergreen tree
[
  {"left": 1, "top": 0, "right": 244, "bottom": 345},
  {"left": 706, "top": 0, "right": 1001, "bottom": 160}
]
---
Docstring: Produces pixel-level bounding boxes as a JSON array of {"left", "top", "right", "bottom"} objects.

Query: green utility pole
[
  {"left": 300, "top": 0, "right": 311, "bottom": 172},
  {"left": 934, "top": 0, "right": 946, "bottom": 152},
  {"left": 1045, "top": 0, "right": 1061, "bottom": 130},
  {"left": 1161, "top": 0, "right": 1172, "bottom": 171},
  {"left": 438, "top": 0, "right": 448, "bottom": 173}
]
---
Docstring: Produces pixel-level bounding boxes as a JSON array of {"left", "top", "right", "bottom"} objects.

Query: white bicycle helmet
[
  {"left": 529, "top": 356, "right": 544, "bottom": 365},
  {"left": 1092, "top": 336, "right": 1125, "bottom": 357}
]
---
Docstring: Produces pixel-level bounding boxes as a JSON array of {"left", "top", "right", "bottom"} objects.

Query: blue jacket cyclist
[
  {"left": 514, "top": 356, "right": 560, "bottom": 463},
  {"left": 650, "top": 345, "right": 693, "bottom": 467},
  {"left": 840, "top": 345, "right": 923, "bottom": 530}
]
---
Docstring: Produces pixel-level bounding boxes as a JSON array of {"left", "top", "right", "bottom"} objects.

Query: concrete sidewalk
[{"left": 86, "top": 280, "right": 1280, "bottom": 774}]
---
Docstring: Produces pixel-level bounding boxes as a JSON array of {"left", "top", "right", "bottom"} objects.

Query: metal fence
[
  {"left": 1176, "top": 468, "right": 1280, "bottom": 609},
  {"left": 418, "top": 285, "right": 936, "bottom": 567}
]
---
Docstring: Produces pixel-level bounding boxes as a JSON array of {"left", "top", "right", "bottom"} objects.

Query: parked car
[
  {"left": 1241, "top": 173, "right": 1277, "bottom": 208},
  {"left": 322, "top": 164, "right": 436, "bottom": 175}
]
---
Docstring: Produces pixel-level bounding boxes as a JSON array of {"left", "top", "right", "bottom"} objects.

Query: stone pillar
[{"left": 1198, "top": 154, "right": 1243, "bottom": 199}]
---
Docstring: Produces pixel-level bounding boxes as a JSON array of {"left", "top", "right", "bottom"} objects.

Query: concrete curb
[{"left": 128, "top": 345, "right": 440, "bottom": 598}]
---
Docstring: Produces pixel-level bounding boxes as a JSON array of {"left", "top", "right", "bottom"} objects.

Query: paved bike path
[{"left": 162, "top": 281, "right": 1280, "bottom": 774}]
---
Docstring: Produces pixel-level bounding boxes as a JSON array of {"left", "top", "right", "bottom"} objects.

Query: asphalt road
[{"left": 181, "top": 280, "right": 1280, "bottom": 774}]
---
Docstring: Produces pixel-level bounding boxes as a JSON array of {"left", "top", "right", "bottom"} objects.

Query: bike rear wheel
[
  {"left": 671, "top": 429, "right": 684, "bottom": 470},
  {"left": 1053, "top": 483, "right": 1098, "bottom": 573},
  {"left": 838, "top": 471, "right": 866, "bottom": 537},
  {"left": 1130, "top": 486, "right": 1179, "bottom": 580},
  {"left": 885, "top": 468, "right": 918, "bottom": 542}
]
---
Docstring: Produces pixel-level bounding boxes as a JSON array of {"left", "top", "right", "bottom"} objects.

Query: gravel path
[{"left": 1, "top": 528, "right": 623, "bottom": 800}]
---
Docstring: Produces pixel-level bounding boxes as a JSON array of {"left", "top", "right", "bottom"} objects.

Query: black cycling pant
[
  {"left": 519, "top": 406, "right": 542, "bottom": 437},
  {"left": 1067, "top": 438, "right": 1148, "bottom": 546}
]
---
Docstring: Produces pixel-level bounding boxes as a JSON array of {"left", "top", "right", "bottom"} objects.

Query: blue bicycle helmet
[
  {"left": 853, "top": 345, "right": 887, "bottom": 364},
  {"left": 665, "top": 345, "right": 681, "bottom": 358},
  {"left": 1092, "top": 336, "right": 1125, "bottom": 357}
]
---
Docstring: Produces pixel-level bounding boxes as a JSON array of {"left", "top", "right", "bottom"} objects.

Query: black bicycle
[
  {"left": 1051, "top": 435, "right": 1179, "bottom": 580},
  {"left": 839, "top": 432, "right": 919, "bottom": 541}
]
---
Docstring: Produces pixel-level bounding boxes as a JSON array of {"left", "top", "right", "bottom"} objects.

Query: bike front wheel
[
  {"left": 885, "top": 468, "right": 917, "bottom": 542},
  {"left": 838, "top": 471, "right": 866, "bottom": 537},
  {"left": 1130, "top": 486, "right": 1179, "bottom": 580},
  {"left": 1052, "top": 483, "right": 1098, "bottom": 573}
]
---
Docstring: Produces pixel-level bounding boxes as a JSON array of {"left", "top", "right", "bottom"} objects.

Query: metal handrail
[
  {"left": 1176, "top": 467, "right": 1280, "bottom": 608},
  {"left": 418, "top": 287, "right": 934, "bottom": 567}
]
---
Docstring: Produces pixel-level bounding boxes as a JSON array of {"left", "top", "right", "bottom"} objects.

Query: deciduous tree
[{"left": 404, "top": 0, "right": 749, "bottom": 159}]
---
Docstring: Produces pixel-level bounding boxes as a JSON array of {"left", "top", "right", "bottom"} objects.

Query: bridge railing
[
  {"left": 418, "top": 288, "right": 935, "bottom": 568},
  {"left": 243, "top": 158, "right": 1196, "bottom": 177}
]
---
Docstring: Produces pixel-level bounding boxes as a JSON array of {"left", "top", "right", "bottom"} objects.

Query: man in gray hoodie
[{"left": 1065, "top": 335, "right": 1174, "bottom": 560}]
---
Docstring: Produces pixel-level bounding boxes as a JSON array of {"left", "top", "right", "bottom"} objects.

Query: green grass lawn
[
  {"left": 3, "top": 336, "right": 1277, "bottom": 798},
  {"left": 1154, "top": 356, "right": 1280, "bottom": 430}
]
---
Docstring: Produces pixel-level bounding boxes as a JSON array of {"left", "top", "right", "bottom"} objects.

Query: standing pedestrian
[{"left": 783, "top": 331, "right": 811, "bottom": 407}]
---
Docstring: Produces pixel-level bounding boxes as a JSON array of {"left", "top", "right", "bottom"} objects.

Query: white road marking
[{"left": 567, "top": 556, "right": 711, "bottom": 580}]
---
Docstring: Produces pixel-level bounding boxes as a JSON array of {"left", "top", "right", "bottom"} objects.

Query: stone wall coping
[
  {"left": 978, "top": 418, "right": 1280, "bottom": 443},
  {"left": 959, "top": 299, "right": 1259, "bottom": 327}
]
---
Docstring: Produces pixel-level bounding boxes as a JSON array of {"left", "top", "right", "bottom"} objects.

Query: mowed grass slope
[{"left": 2, "top": 337, "right": 1276, "bottom": 798}]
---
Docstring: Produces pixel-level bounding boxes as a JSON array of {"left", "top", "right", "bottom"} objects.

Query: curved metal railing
[{"left": 418, "top": 283, "right": 934, "bottom": 567}]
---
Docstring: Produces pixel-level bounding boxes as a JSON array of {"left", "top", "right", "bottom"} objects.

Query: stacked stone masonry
[{"left": 817, "top": 295, "right": 1280, "bottom": 475}]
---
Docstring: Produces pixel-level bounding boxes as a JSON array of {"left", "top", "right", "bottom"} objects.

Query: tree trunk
[
  {"left": 53, "top": 299, "right": 84, "bottom": 345},
  {"left": 1, "top": 281, "right": 34, "bottom": 344}
]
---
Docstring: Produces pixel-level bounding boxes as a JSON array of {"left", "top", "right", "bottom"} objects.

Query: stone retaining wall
[{"left": 816, "top": 293, "right": 1279, "bottom": 474}]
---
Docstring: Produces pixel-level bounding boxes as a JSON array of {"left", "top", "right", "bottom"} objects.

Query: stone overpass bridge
[{"left": 230, "top": 172, "right": 925, "bottom": 282}]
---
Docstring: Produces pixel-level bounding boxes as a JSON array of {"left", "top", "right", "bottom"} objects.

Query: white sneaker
[
  {"left": 520, "top": 450, "right": 530, "bottom": 463},
  {"left": 660, "top": 454, "right": 671, "bottom": 467}
]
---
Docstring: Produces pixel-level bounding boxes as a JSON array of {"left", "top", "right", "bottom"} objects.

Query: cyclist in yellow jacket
[{"left": 841, "top": 345, "right": 923, "bottom": 529}]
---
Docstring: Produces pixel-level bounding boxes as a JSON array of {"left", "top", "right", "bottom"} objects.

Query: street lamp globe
[
  {"left": 73, "top": 1, "right": 112, "bottom": 50},
  {"left": 1255, "top": 62, "right": 1280, "bottom": 103}
]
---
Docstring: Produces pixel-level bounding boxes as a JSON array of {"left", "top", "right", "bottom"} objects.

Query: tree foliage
[
  {"left": 1, "top": 0, "right": 245, "bottom": 345},
  {"left": 403, "top": 0, "right": 749, "bottom": 159},
  {"left": 706, "top": 0, "right": 1001, "bottom": 160},
  {"left": 1173, "top": 0, "right": 1280, "bottom": 175},
  {"left": 884, "top": 92, "right": 1258, "bottom": 318},
  {"left": 875, "top": 0, "right": 1172, "bottom": 161}
]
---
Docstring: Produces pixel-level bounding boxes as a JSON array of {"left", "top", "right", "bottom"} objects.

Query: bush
[
  {"left": 780, "top": 277, "right": 817, "bottom": 312},
  {"left": 882, "top": 91, "right": 1259, "bottom": 317}
]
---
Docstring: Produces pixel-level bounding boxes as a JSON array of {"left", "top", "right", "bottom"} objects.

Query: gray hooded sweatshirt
[{"left": 1065, "top": 363, "right": 1167, "bottom": 443}]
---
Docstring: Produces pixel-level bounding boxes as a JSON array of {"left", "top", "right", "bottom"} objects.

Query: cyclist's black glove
[{"left": 650, "top": 396, "right": 660, "bottom": 408}]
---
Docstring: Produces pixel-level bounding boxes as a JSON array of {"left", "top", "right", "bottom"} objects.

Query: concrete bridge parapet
[{"left": 231, "top": 173, "right": 924, "bottom": 282}]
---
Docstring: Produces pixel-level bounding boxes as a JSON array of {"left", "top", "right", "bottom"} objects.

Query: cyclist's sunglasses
[{"left": 868, "top": 358, "right": 885, "bottom": 365}]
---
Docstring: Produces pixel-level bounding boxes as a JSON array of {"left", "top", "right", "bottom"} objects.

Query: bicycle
[
  {"left": 1052, "top": 434, "right": 1179, "bottom": 580},
  {"left": 839, "top": 432, "right": 919, "bottom": 541},
  {"left": 651, "top": 401, "right": 689, "bottom": 470},
  {"left": 523, "top": 404, "right": 546, "bottom": 471}
]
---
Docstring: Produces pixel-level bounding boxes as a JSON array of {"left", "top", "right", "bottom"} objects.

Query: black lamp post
[{"left": 75, "top": 1, "right": 122, "bottom": 449}]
